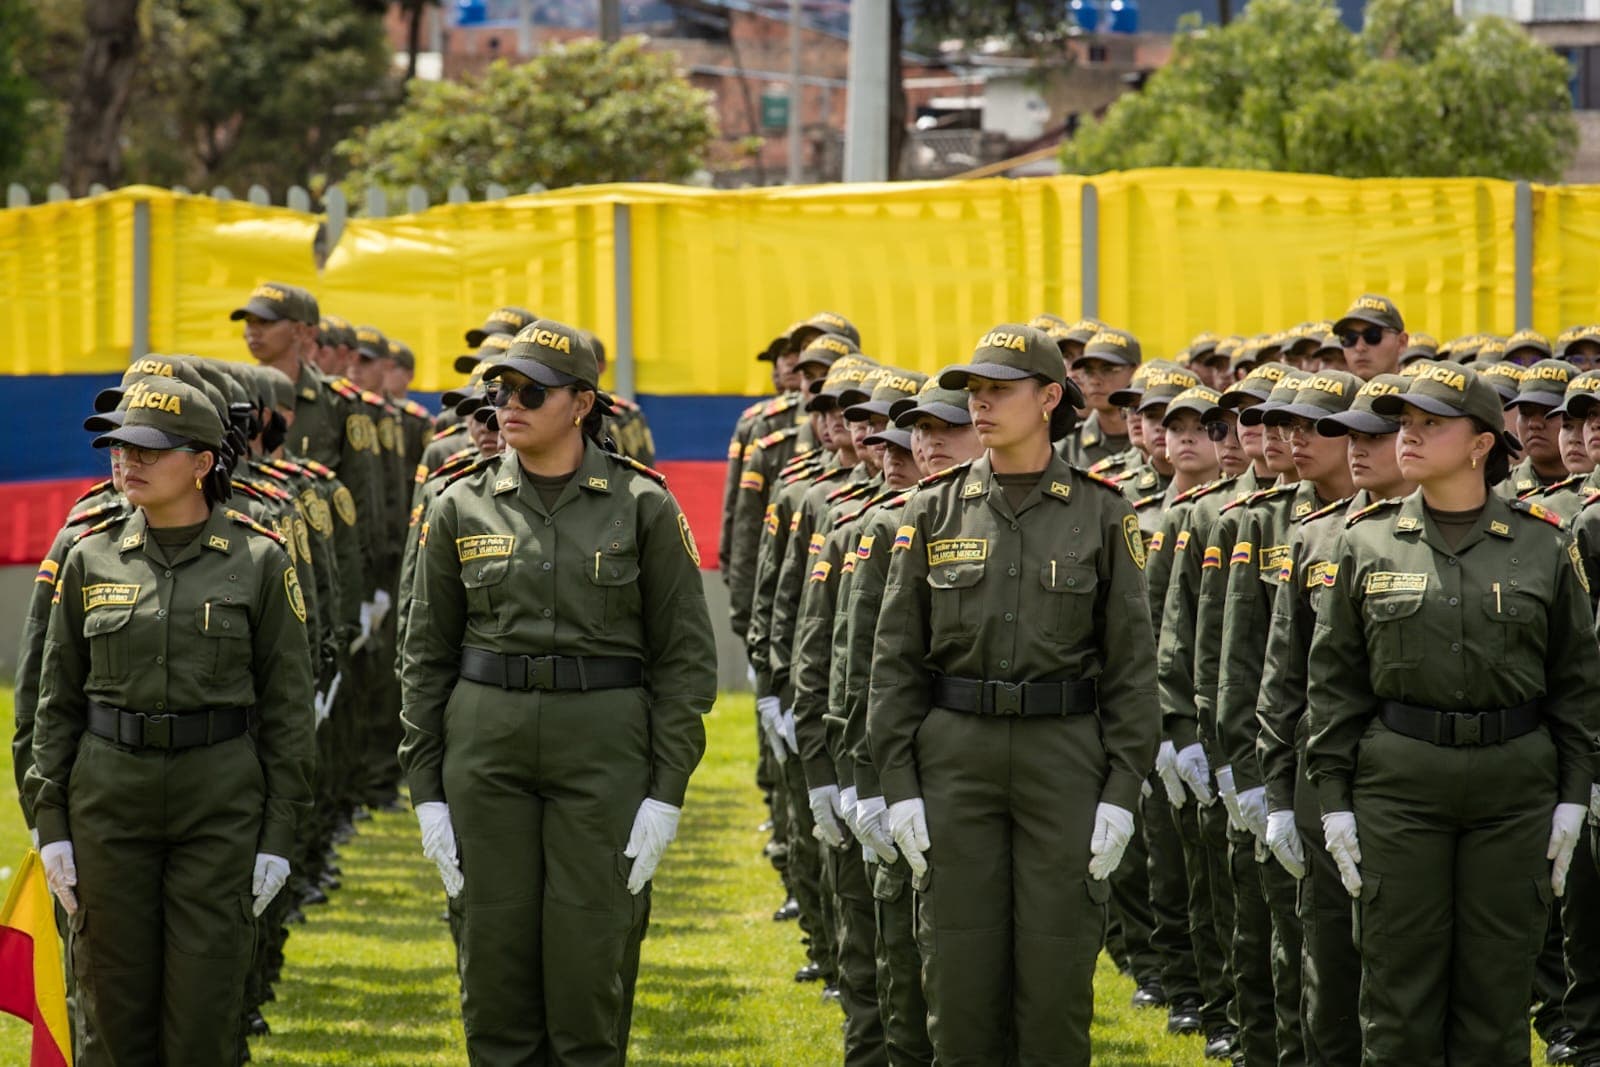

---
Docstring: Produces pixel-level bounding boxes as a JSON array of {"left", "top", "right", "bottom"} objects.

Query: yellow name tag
[
  {"left": 1260, "top": 545, "right": 1291, "bottom": 576},
  {"left": 926, "top": 538, "right": 988, "bottom": 567},
  {"left": 1306, "top": 561, "right": 1338, "bottom": 589},
  {"left": 456, "top": 534, "right": 516, "bottom": 563},
  {"left": 83, "top": 583, "right": 139, "bottom": 611},
  {"left": 1364, "top": 571, "right": 1427, "bottom": 594}
]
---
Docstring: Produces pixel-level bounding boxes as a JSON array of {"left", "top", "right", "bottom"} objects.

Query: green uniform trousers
[
  {"left": 1352, "top": 723, "right": 1557, "bottom": 1066},
  {"left": 1532, "top": 908, "right": 1569, "bottom": 1041},
  {"left": 1144, "top": 787, "right": 1201, "bottom": 1005},
  {"left": 779, "top": 754, "right": 835, "bottom": 980},
  {"left": 1260, "top": 841, "right": 1305, "bottom": 1067},
  {"left": 872, "top": 859, "right": 932, "bottom": 1067},
  {"left": 1563, "top": 826, "right": 1600, "bottom": 1060},
  {"left": 915, "top": 709, "right": 1107, "bottom": 1067},
  {"left": 1293, "top": 756, "right": 1360, "bottom": 1065},
  {"left": 826, "top": 841, "right": 886, "bottom": 1066},
  {"left": 1229, "top": 827, "right": 1277, "bottom": 1065},
  {"left": 1181, "top": 798, "right": 1237, "bottom": 1035},
  {"left": 1108, "top": 793, "right": 1161, "bottom": 986},
  {"left": 68, "top": 732, "right": 262, "bottom": 1067},
  {"left": 443, "top": 683, "right": 651, "bottom": 1067}
]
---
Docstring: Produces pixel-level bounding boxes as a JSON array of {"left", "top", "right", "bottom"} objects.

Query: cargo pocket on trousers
[
  {"left": 1529, "top": 877, "right": 1555, "bottom": 955},
  {"left": 1353, "top": 872, "right": 1380, "bottom": 950},
  {"left": 68, "top": 907, "right": 91, "bottom": 983},
  {"left": 239, "top": 892, "right": 260, "bottom": 961},
  {"left": 872, "top": 863, "right": 908, "bottom": 905},
  {"left": 912, "top": 865, "right": 934, "bottom": 964}
]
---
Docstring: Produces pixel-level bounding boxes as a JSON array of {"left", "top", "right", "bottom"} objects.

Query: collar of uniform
[
  {"left": 1079, "top": 410, "right": 1102, "bottom": 447},
  {"left": 961, "top": 452, "right": 1079, "bottom": 512},
  {"left": 117, "top": 509, "right": 149, "bottom": 553},
  {"left": 490, "top": 450, "right": 521, "bottom": 496},
  {"left": 575, "top": 439, "right": 614, "bottom": 494},
  {"left": 296, "top": 361, "right": 322, "bottom": 403},
  {"left": 1291, "top": 480, "right": 1325, "bottom": 521},
  {"left": 1395, "top": 489, "right": 1509, "bottom": 552}
]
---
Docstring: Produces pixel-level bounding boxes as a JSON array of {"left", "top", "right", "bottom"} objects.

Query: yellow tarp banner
[{"left": 1531, "top": 184, "right": 1600, "bottom": 337}]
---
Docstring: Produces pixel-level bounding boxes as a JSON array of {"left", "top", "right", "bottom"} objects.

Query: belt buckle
[
  {"left": 141, "top": 713, "right": 174, "bottom": 749},
  {"left": 1450, "top": 712, "right": 1483, "bottom": 746},
  {"left": 991, "top": 682, "right": 1023, "bottom": 717},
  {"left": 522, "top": 655, "right": 557, "bottom": 691}
]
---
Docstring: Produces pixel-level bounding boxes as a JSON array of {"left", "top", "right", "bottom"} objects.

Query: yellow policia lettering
[
  {"left": 127, "top": 390, "right": 183, "bottom": 413},
  {"left": 1414, "top": 364, "right": 1467, "bottom": 391},
  {"left": 977, "top": 331, "right": 1029, "bottom": 352},
  {"left": 926, "top": 539, "right": 988, "bottom": 567}
]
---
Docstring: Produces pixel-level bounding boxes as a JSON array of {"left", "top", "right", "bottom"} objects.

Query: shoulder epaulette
[
  {"left": 230, "top": 480, "right": 267, "bottom": 502},
  {"left": 426, "top": 451, "right": 479, "bottom": 483},
  {"left": 1509, "top": 498, "right": 1565, "bottom": 528},
  {"left": 1087, "top": 456, "right": 1120, "bottom": 474},
  {"left": 327, "top": 377, "right": 361, "bottom": 401},
  {"left": 301, "top": 458, "right": 336, "bottom": 480},
  {"left": 1245, "top": 483, "right": 1295, "bottom": 506},
  {"left": 826, "top": 480, "right": 875, "bottom": 505},
  {"left": 401, "top": 399, "right": 432, "bottom": 420},
  {"left": 444, "top": 456, "right": 498, "bottom": 489},
  {"left": 1585, "top": 488, "right": 1600, "bottom": 509},
  {"left": 608, "top": 451, "right": 668, "bottom": 485},
  {"left": 918, "top": 461, "right": 972, "bottom": 488},
  {"left": 359, "top": 389, "right": 387, "bottom": 409},
  {"left": 740, "top": 398, "right": 769, "bottom": 420},
  {"left": 1346, "top": 497, "right": 1404, "bottom": 527},
  {"left": 1172, "top": 477, "right": 1227, "bottom": 505},
  {"left": 1082, "top": 469, "right": 1124, "bottom": 493},
  {"left": 763, "top": 393, "right": 801, "bottom": 417},
  {"left": 1132, "top": 492, "right": 1163, "bottom": 509},
  {"left": 608, "top": 395, "right": 641, "bottom": 414},
  {"left": 242, "top": 477, "right": 292, "bottom": 502},
  {"left": 841, "top": 487, "right": 913, "bottom": 526},
  {"left": 1536, "top": 474, "right": 1584, "bottom": 499},
  {"left": 66, "top": 500, "right": 124, "bottom": 527},
  {"left": 779, "top": 446, "right": 822, "bottom": 473},
  {"left": 254, "top": 463, "right": 290, "bottom": 482},
  {"left": 267, "top": 458, "right": 309, "bottom": 478},
  {"left": 225, "top": 508, "right": 287, "bottom": 546},
  {"left": 431, "top": 423, "right": 466, "bottom": 441},
  {"left": 1299, "top": 497, "right": 1351, "bottom": 525},
  {"left": 73, "top": 513, "right": 125, "bottom": 544},
  {"left": 782, "top": 462, "right": 823, "bottom": 486},
  {"left": 73, "top": 478, "right": 113, "bottom": 504},
  {"left": 1220, "top": 496, "right": 1251, "bottom": 515}
]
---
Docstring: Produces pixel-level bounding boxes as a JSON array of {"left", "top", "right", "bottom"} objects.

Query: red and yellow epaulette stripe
[
  {"left": 402, "top": 399, "right": 431, "bottom": 419},
  {"left": 67, "top": 500, "right": 122, "bottom": 526},
  {"left": 302, "top": 459, "right": 336, "bottom": 479},
  {"left": 74, "top": 478, "right": 113, "bottom": 504},
  {"left": 1345, "top": 498, "right": 1401, "bottom": 527},
  {"left": 1511, "top": 499, "right": 1564, "bottom": 528},
  {"left": 1082, "top": 470, "right": 1123, "bottom": 492},
  {"left": 73, "top": 514, "right": 124, "bottom": 544},
  {"left": 612, "top": 453, "right": 668, "bottom": 485},
  {"left": 225, "top": 508, "right": 287, "bottom": 546},
  {"left": 1299, "top": 497, "right": 1350, "bottom": 524},
  {"left": 328, "top": 377, "right": 361, "bottom": 400}
]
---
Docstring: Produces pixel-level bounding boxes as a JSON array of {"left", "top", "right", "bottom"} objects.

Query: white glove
[
  {"left": 1589, "top": 782, "right": 1599, "bottom": 824},
  {"left": 623, "top": 798, "right": 682, "bottom": 894},
  {"left": 780, "top": 709, "right": 799, "bottom": 754},
  {"left": 415, "top": 801, "right": 464, "bottom": 898},
  {"left": 887, "top": 798, "right": 931, "bottom": 878},
  {"left": 370, "top": 588, "right": 392, "bottom": 629},
  {"left": 861, "top": 842, "right": 881, "bottom": 865},
  {"left": 854, "top": 795, "right": 898, "bottom": 862},
  {"left": 1088, "top": 802, "right": 1136, "bottom": 881},
  {"left": 1216, "top": 765, "right": 1243, "bottom": 831},
  {"left": 838, "top": 786, "right": 859, "bottom": 837},
  {"left": 314, "top": 671, "right": 343, "bottom": 726},
  {"left": 1550, "top": 802, "right": 1587, "bottom": 897},
  {"left": 756, "top": 696, "right": 786, "bottom": 763},
  {"left": 251, "top": 853, "right": 291, "bottom": 917},
  {"left": 1265, "top": 810, "right": 1306, "bottom": 879},
  {"left": 29, "top": 828, "right": 38, "bottom": 849},
  {"left": 357, "top": 600, "right": 375, "bottom": 640},
  {"left": 39, "top": 840, "right": 77, "bottom": 916},
  {"left": 809, "top": 785, "right": 844, "bottom": 848},
  {"left": 1155, "top": 741, "right": 1187, "bottom": 807},
  {"left": 1322, "top": 811, "right": 1362, "bottom": 898},
  {"left": 1237, "top": 786, "right": 1269, "bottom": 842},
  {"left": 1175, "top": 743, "right": 1216, "bottom": 807}
]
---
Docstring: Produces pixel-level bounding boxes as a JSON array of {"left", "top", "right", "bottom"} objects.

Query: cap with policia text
[
  {"left": 445, "top": 335, "right": 514, "bottom": 402},
  {"left": 892, "top": 379, "right": 972, "bottom": 427},
  {"left": 1504, "top": 358, "right": 1576, "bottom": 410},
  {"left": 230, "top": 282, "right": 318, "bottom": 325},
  {"left": 1132, "top": 365, "right": 1203, "bottom": 413},
  {"left": 319, "top": 314, "right": 358, "bottom": 350},
  {"left": 1333, "top": 293, "right": 1404, "bottom": 335},
  {"left": 1262, "top": 370, "right": 1361, "bottom": 425},
  {"left": 484, "top": 319, "right": 601, "bottom": 389},
  {"left": 940, "top": 324, "right": 1069, "bottom": 389},
  {"left": 1400, "top": 333, "right": 1439, "bottom": 365},
  {"left": 1475, "top": 360, "right": 1525, "bottom": 402},
  {"left": 845, "top": 368, "right": 928, "bottom": 421},
  {"left": 1161, "top": 385, "right": 1222, "bottom": 425},
  {"left": 93, "top": 378, "right": 226, "bottom": 451},
  {"left": 1372, "top": 361, "right": 1513, "bottom": 444},
  {"left": 1241, "top": 373, "right": 1306, "bottom": 427},
  {"left": 1027, "top": 313, "right": 1070, "bottom": 332},
  {"left": 794, "top": 331, "right": 861, "bottom": 372},
  {"left": 806, "top": 357, "right": 878, "bottom": 412},
  {"left": 1555, "top": 370, "right": 1600, "bottom": 419},
  {"left": 465, "top": 306, "right": 537, "bottom": 348},
  {"left": 1076, "top": 328, "right": 1142, "bottom": 368},
  {"left": 1317, "top": 373, "right": 1408, "bottom": 436},
  {"left": 388, "top": 339, "right": 416, "bottom": 372},
  {"left": 1504, "top": 329, "right": 1552, "bottom": 364},
  {"left": 355, "top": 325, "right": 390, "bottom": 361},
  {"left": 1218, "top": 361, "right": 1292, "bottom": 410},
  {"left": 791, "top": 311, "right": 862, "bottom": 351}
]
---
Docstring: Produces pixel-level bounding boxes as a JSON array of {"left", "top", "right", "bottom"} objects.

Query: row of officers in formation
[
  {"left": 16, "top": 286, "right": 684, "bottom": 1066},
  {"left": 720, "top": 298, "right": 1600, "bottom": 1067}
]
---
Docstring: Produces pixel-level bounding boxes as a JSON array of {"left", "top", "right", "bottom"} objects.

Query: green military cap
[
  {"left": 388, "top": 339, "right": 416, "bottom": 372},
  {"left": 794, "top": 331, "right": 860, "bottom": 372},
  {"left": 893, "top": 379, "right": 971, "bottom": 427},
  {"left": 1470, "top": 336, "right": 1507, "bottom": 364},
  {"left": 1218, "top": 360, "right": 1292, "bottom": 410},
  {"left": 443, "top": 336, "right": 513, "bottom": 406},
  {"left": 1215, "top": 335, "right": 1242, "bottom": 361},
  {"left": 1027, "top": 312, "right": 1070, "bottom": 332},
  {"left": 90, "top": 355, "right": 213, "bottom": 423},
  {"left": 1504, "top": 328, "right": 1552, "bottom": 365},
  {"left": 179, "top": 355, "right": 251, "bottom": 413},
  {"left": 805, "top": 355, "right": 876, "bottom": 412},
  {"left": 1188, "top": 332, "right": 1222, "bottom": 362},
  {"left": 1107, "top": 358, "right": 1166, "bottom": 408},
  {"left": 92, "top": 377, "right": 225, "bottom": 450},
  {"left": 758, "top": 321, "right": 805, "bottom": 362},
  {"left": 1504, "top": 358, "right": 1576, "bottom": 410},
  {"left": 1161, "top": 385, "right": 1223, "bottom": 425},
  {"left": 1257, "top": 330, "right": 1289, "bottom": 362},
  {"left": 1317, "top": 373, "right": 1408, "bottom": 436},
  {"left": 1262, "top": 369, "right": 1361, "bottom": 425},
  {"left": 1230, "top": 336, "right": 1266, "bottom": 374},
  {"left": 485, "top": 319, "right": 601, "bottom": 389},
  {"left": 792, "top": 310, "right": 862, "bottom": 351},
  {"left": 1062, "top": 317, "right": 1106, "bottom": 345},
  {"left": 1133, "top": 364, "right": 1203, "bottom": 413},
  {"left": 1314, "top": 330, "right": 1343, "bottom": 362},
  {"left": 319, "top": 313, "right": 356, "bottom": 349},
  {"left": 1241, "top": 372, "right": 1307, "bottom": 427},
  {"left": 1564, "top": 324, "right": 1600, "bottom": 353},
  {"left": 1333, "top": 293, "right": 1404, "bottom": 335},
  {"left": 355, "top": 325, "right": 390, "bottom": 361},
  {"left": 1474, "top": 359, "right": 1525, "bottom": 402},
  {"left": 230, "top": 281, "right": 317, "bottom": 325},
  {"left": 465, "top": 306, "right": 537, "bottom": 348},
  {"left": 1555, "top": 369, "right": 1600, "bottom": 419},
  {"left": 1372, "top": 361, "right": 1511, "bottom": 442},
  {"left": 1075, "top": 327, "right": 1142, "bottom": 368},
  {"left": 863, "top": 426, "right": 913, "bottom": 452},
  {"left": 845, "top": 368, "right": 928, "bottom": 421},
  {"left": 940, "top": 324, "right": 1067, "bottom": 389},
  {"left": 1400, "top": 332, "right": 1439, "bottom": 365},
  {"left": 1446, "top": 334, "right": 1483, "bottom": 363}
]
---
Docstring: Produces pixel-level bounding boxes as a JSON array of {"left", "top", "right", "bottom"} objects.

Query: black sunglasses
[
  {"left": 490, "top": 382, "right": 549, "bottom": 410},
  {"left": 1205, "top": 421, "right": 1233, "bottom": 442},
  {"left": 1338, "top": 325, "right": 1390, "bottom": 348}
]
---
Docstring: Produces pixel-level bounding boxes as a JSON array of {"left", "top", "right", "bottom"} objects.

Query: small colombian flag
[
  {"left": 892, "top": 525, "right": 915, "bottom": 552},
  {"left": 1202, "top": 547, "right": 1223, "bottom": 570},
  {"left": 0, "top": 851, "right": 74, "bottom": 1065},
  {"left": 1230, "top": 541, "right": 1253, "bottom": 566},
  {"left": 33, "top": 561, "right": 58, "bottom": 587}
]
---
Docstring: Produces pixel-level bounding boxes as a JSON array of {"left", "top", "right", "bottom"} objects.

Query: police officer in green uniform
[
  {"left": 1061, "top": 326, "right": 1137, "bottom": 468},
  {"left": 1307, "top": 362, "right": 1600, "bottom": 1066},
  {"left": 868, "top": 324, "right": 1158, "bottom": 1066},
  {"left": 399, "top": 319, "right": 716, "bottom": 1066},
  {"left": 28, "top": 377, "right": 314, "bottom": 1067},
  {"left": 1332, "top": 295, "right": 1407, "bottom": 382},
  {"left": 1500, "top": 358, "right": 1577, "bottom": 499}
]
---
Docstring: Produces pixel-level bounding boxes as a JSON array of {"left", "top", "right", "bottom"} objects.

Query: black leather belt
[
  {"left": 1379, "top": 699, "right": 1542, "bottom": 747},
  {"left": 460, "top": 647, "right": 644, "bottom": 692},
  {"left": 932, "top": 674, "right": 1096, "bottom": 718},
  {"left": 87, "top": 700, "right": 251, "bottom": 750}
]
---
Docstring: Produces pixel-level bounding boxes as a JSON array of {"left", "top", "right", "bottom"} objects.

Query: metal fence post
[
  {"left": 131, "top": 198, "right": 151, "bottom": 360},
  {"left": 612, "top": 202, "right": 635, "bottom": 400},
  {"left": 1514, "top": 180, "right": 1533, "bottom": 331},
  {"left": 1080, "top": 181, "right": 1099, "bottom": 319}
]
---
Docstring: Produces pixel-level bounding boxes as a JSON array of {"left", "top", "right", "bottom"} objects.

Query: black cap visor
[
  {"left": 894, "top": 400, "right": 972, "bottom": 428},
  {"left": 482, "top": 357, "right": 581, "bottom": 389},
  {"left": 1316, "top": 410, "right": 1397, "bottom": 436},
  {"left": 864, "top": 427, "right": 913, "bottom": 450},
  {"left": 1505, "top": 392, "right": 1564, "bottom": 412},
  {"left": 229, "top": 298, "right": 283, "bottom": 322},
  {"left": 94, "top": 424, "right": 193, "bottom": 451},
  {"left": 938, "top": 362, "right": 1035, "bottom": 389}
]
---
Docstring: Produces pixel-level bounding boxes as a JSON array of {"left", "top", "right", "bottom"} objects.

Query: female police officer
[
  {"left": 867, "top": 324, "right": 1158, "bottom": 1066},
  {"left": 1307, "top": 362, "right": 1600, "bottom": 1066},
  {"left": 399, "top": 318, "right": 716, "bottom": 1065},
  {"left": 28, "top": 377, "right": 314, "bottom": 1066}
]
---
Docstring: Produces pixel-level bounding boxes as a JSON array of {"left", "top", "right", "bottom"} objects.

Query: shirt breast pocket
[
  {"left": 82, "top": 607, "right": 134, "bottom": 684},
  {"left": 1040, "top": 561, "right": 1097, "bottom": 643},
  {"left": 462, "top": 558, "right": 512, "bottom": 635},
  {"left": 927, "top": 561, "right": 984, "bottom": 636},
  {"left": 1481, "top": 588, "right": 1545, "bottom": 660},
  {"left": 588, "top": 552, "right": 641, "bottom": 627},
  {"left": 197, "top": 602, "right": 252, "bottom": 687},
  {"left": 1362, "top": 591, "right": 1425, "bottom": 669}
]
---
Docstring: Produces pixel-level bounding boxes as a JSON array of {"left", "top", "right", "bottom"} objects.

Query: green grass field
[{"left": 0, "top": 689, "right": 1250, "bottom": 1064}]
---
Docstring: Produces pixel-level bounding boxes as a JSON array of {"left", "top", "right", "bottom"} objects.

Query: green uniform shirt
[
  {"left": 28, "top": 506, "right": 315, "bottom": 856},
  {"left": 1306, "top": 491, "right": 1600, "bottom": 813},
  {"left": 1534, "top": 469, "right": 1600, "bottom": 524},
  {"left": 727, "top": 425, "right": 810, "bottom": 653},
  {"left": 1057, "top": 410, "right": 1129, "bottom": 469},
  {"left": 398, "top": 442, "right": 716, "bottom": 807},
  {"left": 1496, "top": 456, "right": 1561, "bottom": 500},
  {"left": 866, "top": 454, "right": 1159, "bottom": 813}
]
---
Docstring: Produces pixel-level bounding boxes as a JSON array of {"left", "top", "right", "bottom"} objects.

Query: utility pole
[
  {"left": 600, "top": 0, "right": 621, "bottom": 41},
  {"left": 843, "top": 0, "right": 889, "bottom": 182},
  {"left": 787, "top": 0, "right": 803, "bottom": 184}
]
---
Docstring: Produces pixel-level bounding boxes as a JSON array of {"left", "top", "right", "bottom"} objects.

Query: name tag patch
[
  {"left": 456, "top": 534, "right": 516, "bottom": 563},
  {"left": 83, "top": 583, "right": 139, "bottom": 611},
  {"left": 1364, "top": 571, "right": 1427, "bottom": 595},
  {"left": 926, "top": 538, "right": 988, "bottom": 567}
]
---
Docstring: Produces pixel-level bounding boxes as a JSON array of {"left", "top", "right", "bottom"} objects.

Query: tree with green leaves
[
  {"left": 335, "top": 37, "right": 718, "bottom": 198},
  {"left": 0, "top": 0, "right": 43, "bottom": 183},
  {"left": 1062, "top": 0, "right": 1577, "bottom": 180}
]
